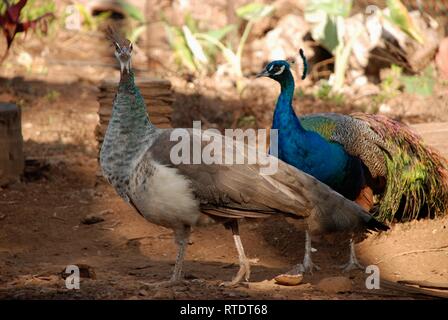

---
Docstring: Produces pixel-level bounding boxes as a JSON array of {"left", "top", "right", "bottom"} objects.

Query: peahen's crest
[{"left": 106, "top": 26, "right": 133, "bottom": 73}]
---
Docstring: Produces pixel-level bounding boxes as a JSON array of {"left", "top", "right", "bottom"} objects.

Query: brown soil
[{"left": 0, "top": 25, "right": 447, "bottom": 300}]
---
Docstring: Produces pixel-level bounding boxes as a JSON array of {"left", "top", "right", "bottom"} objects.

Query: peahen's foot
[{"left": 220, "top": 259, "right": 251, "bottom": 287}]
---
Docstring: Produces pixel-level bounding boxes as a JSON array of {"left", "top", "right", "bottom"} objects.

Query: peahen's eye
[{"left": 114, "top": 42, "right": 120, "bottom": 51}]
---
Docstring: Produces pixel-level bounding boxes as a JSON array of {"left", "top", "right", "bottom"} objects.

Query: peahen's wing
[
  {"left": 299, "top": 113, "right": 389, "bottom": 178},
  {"left": 145, "top": 129, "right": 387, "bottom": 233}
]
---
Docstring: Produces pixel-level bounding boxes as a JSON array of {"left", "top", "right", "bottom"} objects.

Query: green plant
[
  {"left": 118, "top": 0, "right": 146, "bottom": 43},
  {"left": 378, "top": 64, "right": 403, "bottom": 101},
  {"left": 315, "top": 80, "right": 345, "bottom": 105},
  {"left": 197, "top": 2, "right": 274, "bottom": 92},
  {"left": 74, "top": 2, "right": 110, "bottom": 31},
  {"left": 305, "top": 0, "right": 355, "bottom": 93},
  {"left": 164, "top": 12, "right": 235, "bottom": 74},
  {"left": 45, "top": 89, "right": 60, "bottom": 102},
  {"left": 385, "top": 0, "right": 424, "bottom": 44},
  {"left": 401, "top": 66, "right": 435, "bottom": 96},
  {"left": 164, "top": 2, "right": 273, "bottom": 93}
]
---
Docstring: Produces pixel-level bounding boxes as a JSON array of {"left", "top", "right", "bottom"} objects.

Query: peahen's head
[
  {"left": 107, "top": 27, "right": 133, "bottom": 73},
  {"left": 256, "top": 49, "right": 308, "bottom": 84}
]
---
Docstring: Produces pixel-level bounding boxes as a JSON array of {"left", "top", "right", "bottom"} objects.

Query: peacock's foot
[
  {"left": 220, "top": 260, "right": 251, "bottom": 287},
  {"left": 339, "top": 259, "right": 363, "bottom": 272},
  {"left": 303, "top": 255, "right": 320, "bottom": 274}
]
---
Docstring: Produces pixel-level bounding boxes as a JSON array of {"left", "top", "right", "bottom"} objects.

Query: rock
[
  {"left": 153, "top": 288, "right": 175, "bottom": 300},
  {"left": 81, "top": 214, "right": 105, "bottom": 225},
  {"left": 317, "top": 276, "right": 352, "bottom": 293},
  {"left": 436, "top": 37, "right": 448, "bottom": 80},
  {"left": 138, "top": 289, "right": 148, "bottom": 297},
  {"left": 274, "top": 273, "right": 303, "bottom": 286},
  {"left": 249, "top": 14, "right": 310, "bottom": 73}
]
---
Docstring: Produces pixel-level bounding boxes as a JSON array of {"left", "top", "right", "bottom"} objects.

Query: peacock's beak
[{"left": 255, "top": 70, "right": 270, "bottom": 78}]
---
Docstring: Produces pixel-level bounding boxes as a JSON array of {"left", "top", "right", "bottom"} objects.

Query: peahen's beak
[{"left": 255, "top": 70, "right": 270, "bottom": 78}]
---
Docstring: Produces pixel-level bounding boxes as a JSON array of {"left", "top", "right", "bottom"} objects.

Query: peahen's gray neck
[{"left": 100, "top": 69, "right": 156, "bottom": 198}]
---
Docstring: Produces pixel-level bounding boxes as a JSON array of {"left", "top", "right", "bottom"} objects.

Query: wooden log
[{"left": 0, "top": 103, "right": 24, "bottom": 186}]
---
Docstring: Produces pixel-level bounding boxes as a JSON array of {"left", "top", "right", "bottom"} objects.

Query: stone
[
  {"left": 81, "top": 214, "right": 105, "bottom": 225},
  {"left": 317, "top": 276, "right": 352, "bottom": 293},
  {"left": 274, "top": 273, "right": 304, "bottom": 286}
]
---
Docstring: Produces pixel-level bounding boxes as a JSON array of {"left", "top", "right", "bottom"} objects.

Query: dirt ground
[{"left": 0, "top": 28, "right": 447, "bottom": 300}]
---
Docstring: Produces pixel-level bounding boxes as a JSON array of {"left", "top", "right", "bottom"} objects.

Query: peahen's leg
[
  {"left": 221, "top": 220, "right": 251, "bottom": 287},
  {"left": 140, "top": 225, "right": 190, "bottom": 288},
  {"left": 339, "top": 238, "right": 363, "bottom": 272},
  {"left": 170, "top": 225, "right": 191, "bottom": 282}
]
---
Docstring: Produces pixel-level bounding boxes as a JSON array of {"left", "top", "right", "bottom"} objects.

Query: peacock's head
[
  {"left": 256, "top": 49, "right": 308, "bottom": 83},
  {"left": 256, "top": 60, "right": 291, "bottom": 81},
  {"left": 107, "top": 26, "right": 133, "bottom": 74}
]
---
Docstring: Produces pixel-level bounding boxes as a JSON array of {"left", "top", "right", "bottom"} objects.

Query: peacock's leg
[
  {"left": 221, "top": 220, "right": 251, "bottom": 287},
  {"left": 339, "top": 238, "right": 363, "bottom": 272},
  {"left": 277, "top": 230, "right": 320, "bottom": 277},
  {"left": 302, "top": 230, "right": 320, "bottom": 273}
]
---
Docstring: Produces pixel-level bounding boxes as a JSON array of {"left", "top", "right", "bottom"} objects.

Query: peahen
[
  {"left": 100, "top": 29, "right": 387, "bottom": 286},
  {"left": 257, "top": 50, "right": 448, "bottom": 272}
]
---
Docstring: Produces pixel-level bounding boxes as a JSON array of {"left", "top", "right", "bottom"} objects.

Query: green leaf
[
  {"left": 164, "top": 24, "right": 197, "bottom": 72},
  {"left": 118, "top": 0, "right": 145, "bottom": 23},
  {"left": 128, "top": 25, "right": 146, "bottom": 43},
  {"left": 305, "top": 0, "right": 352, "bottom": 18},
  {"left": 386, "top": 0, "right": 424, "bottom": 44},
  {"left": 184, "top": 13, "right": 199, "bottom": 33},
  {"left": 401, "top": 67, "right": 435, "bottom": 96},
  {"left": 206, "top": 25, "right": 236, "bottom": 41},
  {"left": 236, "top": 3, "right": 274, "bottom": 21},
  {"left": 182, "top": 25, "right": 208, "bottom": 65}
]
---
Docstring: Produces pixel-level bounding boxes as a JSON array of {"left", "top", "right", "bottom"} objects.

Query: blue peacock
[{"left": 257, "top": 50, "right": 448, "bottom": 272}]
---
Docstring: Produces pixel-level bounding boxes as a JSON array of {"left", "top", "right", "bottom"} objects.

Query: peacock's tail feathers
[{"left": 352, "top": 113, "right": 448, "bottom": 222}]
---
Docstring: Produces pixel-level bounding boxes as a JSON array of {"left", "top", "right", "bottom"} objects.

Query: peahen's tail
[{"left": 352, "top": 113, "right": 448, "bottom": 222}]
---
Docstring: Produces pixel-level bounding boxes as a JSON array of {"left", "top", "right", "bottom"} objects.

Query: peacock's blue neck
[{"left": 272, "top": 71, "right": 305, "bottom": 133}]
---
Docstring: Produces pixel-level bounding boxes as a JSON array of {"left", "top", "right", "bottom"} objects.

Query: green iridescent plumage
[{"left": 300, "top": 112, "right": 448, "bottom": 222}]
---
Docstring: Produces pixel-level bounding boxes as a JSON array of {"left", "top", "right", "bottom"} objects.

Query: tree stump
[{"left": 0, "top": 103, "right": 24, "bottom": 186}]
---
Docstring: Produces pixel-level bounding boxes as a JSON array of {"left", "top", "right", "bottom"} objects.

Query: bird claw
[
  {"left": 339, "top": 260, "right": 363, "bottom": 272},
  {"left": 220, "top": 260, "right": 251, "bottom": 287},
  {"left": 303, "top": 256, "right": 320, "bottom": 274}
]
